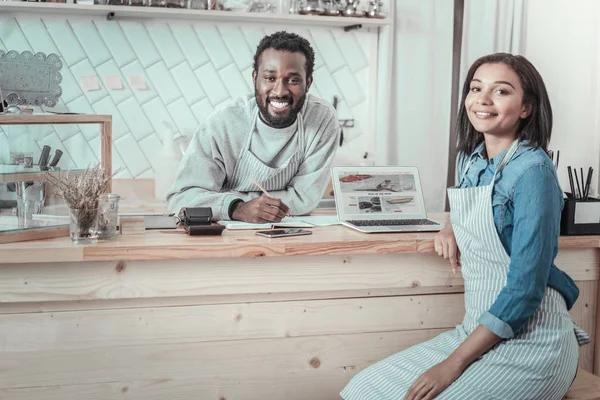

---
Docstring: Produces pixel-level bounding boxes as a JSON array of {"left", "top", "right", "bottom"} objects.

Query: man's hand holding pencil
[{"left": 230, "top": 177, "right": 290, "bottom": 223}]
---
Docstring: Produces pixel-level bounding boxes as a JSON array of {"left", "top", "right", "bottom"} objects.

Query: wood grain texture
[
  {"left": 0, "top": 285, "right": 467, "bottom": 315},
  {"left": 119, "top": 216, "right": 145, "bottom": 235},
  {"left": 596, "top": 276, "right": 600, "bottom": 375},
  {"left": 0, "top": 374, "right": 358, "bottom": 400},
  {"left": 570, "top": 281, "right": 598, "bottom": 373},
  {"left": 0, "top": 114, "right": 112, "bottom": 124},
  {"left": 556, "top": 249, "right": 600, "bottom": 281},
  {"left": 0, "top": 166, "right": 84, "bottom": 184},
  {"left": 0, "top": 253, "right": 465, "bottom": 303},
  {"left": 0, "top": 217, "right": 598, "bottom": 263},
  {"left": 4, "top": 369, "right": 595, "bottom": 400},
  {"left": 563, "top": 369, "right": 600, "bottom": 400},
  {"left": 100, "top": 119, "right": 112, "bottom": 193},
  {"left": 0, "top": 225, "right": 69, "bottom": 244},
  {"left": 0, "top": 251, "right": 595, "bottom": 304},
  {"left": 0, "top": 329, "right": 446, "bottom": 389},
  {"left": 0, "top": 294, "right": 465, "bottom": 351}
]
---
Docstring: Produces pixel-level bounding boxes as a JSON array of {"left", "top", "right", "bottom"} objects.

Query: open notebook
[{"left": 217, "top": 215, "right": 340, "bottom": 230}]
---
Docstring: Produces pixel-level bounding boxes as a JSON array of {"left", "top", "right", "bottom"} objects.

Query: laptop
[{"left": 331, "top": 166, "right": 443, "bottom": 233}]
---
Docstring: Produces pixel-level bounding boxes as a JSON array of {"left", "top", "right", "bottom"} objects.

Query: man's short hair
[{"left": 253, "top": 31, "right": 316, "bottom": 79}]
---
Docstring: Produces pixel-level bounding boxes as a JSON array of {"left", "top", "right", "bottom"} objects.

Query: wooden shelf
[
  {"left": 0, "top": 2, "right": 389, "bottom": 29},
  {"left": 0, "top": 165, "right": 85, "bottom": 184},
  {"left": 0, "top": 113, "right": 111, "bottom": 125},
  {"left": 0, "top": 113, "right": 113, "bottom": 190}
]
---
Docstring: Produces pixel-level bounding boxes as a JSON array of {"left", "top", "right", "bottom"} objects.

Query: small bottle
[
  {"left": 98, "top": 194, "right": 120, "bottom": 240},
  {"left": 154, "top": 125, "right": 182, "bottom": 201}
]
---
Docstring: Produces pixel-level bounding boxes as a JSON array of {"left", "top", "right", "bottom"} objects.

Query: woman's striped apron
[
  {"left": 221, "top": 105, "right": 305, "bottom": 193},
  {"left": 341, "top": 140, "right": 588, "bottom": 400}
]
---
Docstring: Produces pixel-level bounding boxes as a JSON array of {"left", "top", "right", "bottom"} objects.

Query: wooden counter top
[{"left": 1, "top": 213, "right": 599, "bottom": 264}]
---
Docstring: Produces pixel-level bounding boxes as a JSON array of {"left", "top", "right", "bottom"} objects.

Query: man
[{"left": 167, "top": 31, "right": 340, "bottom": 223}]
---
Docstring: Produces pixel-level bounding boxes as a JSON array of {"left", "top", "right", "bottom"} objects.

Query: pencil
[
  {"left": 251, "top": 176, "right": 292, "bottom": 219},
  {"left": 250, "top": 176, "right": 272, "bottom": 198}
]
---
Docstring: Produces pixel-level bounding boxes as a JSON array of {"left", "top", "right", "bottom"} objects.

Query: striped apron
[
  {"left": 221, "top": 106, "right": 305, "bottom": 193},
  {"left": 341, "top": 140, "right": 588, "bottom": 400}
]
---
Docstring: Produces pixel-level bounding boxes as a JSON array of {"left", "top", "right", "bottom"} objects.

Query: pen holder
[{"left": 560, "top": 197, "right": 600, "bottom": 235}]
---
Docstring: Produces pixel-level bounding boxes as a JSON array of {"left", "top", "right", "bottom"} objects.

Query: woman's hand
[
  {"left": 434, "top": 222, "right": 460, "bottom": 273},
  {"left": 404, "top": 359, "right": 463, "bottom": 400}
]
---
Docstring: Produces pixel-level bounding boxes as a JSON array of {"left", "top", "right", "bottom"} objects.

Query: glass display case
[{"left": 0, "top": 114, "right": 112, "bottom": 244}]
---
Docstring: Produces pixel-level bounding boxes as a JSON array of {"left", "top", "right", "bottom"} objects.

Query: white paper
[
  {"left": 217, "top": 215, "right": 340, "bottom": 230},
  {"left": 129, "top": 75, "right": 148, "bottom": 90},
  {"left": 105, "top": 74, "right": 123, "bottom": 90},
  {"left": 574, "top": 202, "right": 600, "bottom": 224},
  {"left": 291, "top": 215, "right": 340, "bottom": 226},
  {"left": 80, "top": 75, "right": 99, "bottom": 91},
  {"left": 218, "top": 217, "right": 312, "bottom": 230}
]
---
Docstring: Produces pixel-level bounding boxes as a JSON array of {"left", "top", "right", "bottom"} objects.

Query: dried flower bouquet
[{"left": 44, "top": 164, "right": 111, "bottom": 239}]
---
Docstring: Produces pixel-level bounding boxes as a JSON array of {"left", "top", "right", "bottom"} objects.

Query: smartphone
[{"left": 255, "top": 228, "right": 313, "bottom": 238}]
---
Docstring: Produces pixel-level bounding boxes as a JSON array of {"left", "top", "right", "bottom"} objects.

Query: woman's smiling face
[{"left": 465, "top": 62, "right": 532, "bottom": 139}]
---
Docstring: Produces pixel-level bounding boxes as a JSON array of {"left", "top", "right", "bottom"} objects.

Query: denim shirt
[{"left": 457, "top": 141, "right": 579, "bottom": 339}]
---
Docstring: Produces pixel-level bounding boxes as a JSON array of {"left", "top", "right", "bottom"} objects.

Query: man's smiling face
[{"left": 253, "top": 48, "right": 313, "bottom": 128}]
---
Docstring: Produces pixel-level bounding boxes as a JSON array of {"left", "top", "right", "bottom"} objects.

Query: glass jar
[
  {"left": 98, "top": 194, "right": 120, "bottom": 240},
  {"left": 69, "top": 208, "right": 99, "bottom": 244}
]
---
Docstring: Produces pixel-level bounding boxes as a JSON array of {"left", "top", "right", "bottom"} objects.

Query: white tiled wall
[{"left": 0, "top": 15, "right": 374, "bottom": 179}]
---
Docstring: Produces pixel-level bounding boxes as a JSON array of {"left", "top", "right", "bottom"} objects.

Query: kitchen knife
[
  {"left": 38, "top": 145, "right": 51, "bottom": 169},
  {"left": 48, "top": 149, "right": 63, "bottom": 168}
]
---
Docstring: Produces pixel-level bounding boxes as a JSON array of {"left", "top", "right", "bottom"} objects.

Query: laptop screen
[{"left": 332, "top": 167, "right": 427, "bottom": 219}]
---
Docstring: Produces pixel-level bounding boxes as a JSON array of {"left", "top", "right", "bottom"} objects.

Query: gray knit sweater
[{"left": 166, "top": 94, "right": 340, "bottom": 220}]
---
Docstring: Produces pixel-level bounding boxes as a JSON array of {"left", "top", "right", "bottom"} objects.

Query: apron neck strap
[
  {"left": 458, "top": 139, "right": 520, "bottom": 186},
  {"left": 495, "top": 139, "right": 520, "bottom": 174}
]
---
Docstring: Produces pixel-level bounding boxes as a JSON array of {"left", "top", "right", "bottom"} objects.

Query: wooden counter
[
  {"left": 1, "top": 212, "right": 599, "bottom": 264},
  {"left": 0, "top": 213, "right": 598, "bottom": 399}
]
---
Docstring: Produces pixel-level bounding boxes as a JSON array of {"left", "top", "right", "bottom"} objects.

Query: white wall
[
  {"left": 522, "top": 0, "right": 600, "bottom": 197},
  {"left": 389, "top": 0, "right": 454, "bottom": 212}
]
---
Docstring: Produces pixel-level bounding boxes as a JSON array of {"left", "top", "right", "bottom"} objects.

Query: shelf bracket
[
  {"left": 343, "top": 24, "right": 362, "bottom": 32},
  {"left": 339, "top": 118, "right": 355, "bottom": 128},
  {"left": 106, "top": 12, "right": 115, "bottom": 21}
]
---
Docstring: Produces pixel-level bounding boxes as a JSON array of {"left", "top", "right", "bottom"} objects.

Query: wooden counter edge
[{"left": 0, "top": 230, "right": 598, "bottom": 264}]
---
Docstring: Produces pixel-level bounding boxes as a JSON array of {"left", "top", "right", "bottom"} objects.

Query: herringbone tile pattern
[{"left": 0, "top": 16, "right": 370, "bottom": 178}]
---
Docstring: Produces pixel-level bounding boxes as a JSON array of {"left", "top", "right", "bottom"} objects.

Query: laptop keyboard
[{"left": 347, "top": 219, "right": 439, "bottom": 227}]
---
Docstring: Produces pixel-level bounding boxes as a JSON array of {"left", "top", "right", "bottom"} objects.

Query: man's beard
[{"left": 255, "top": 89, "right": 306, "bottom": 129}]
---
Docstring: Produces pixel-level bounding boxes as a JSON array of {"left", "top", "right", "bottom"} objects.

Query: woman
[{"left": 340, "top": 53, "right": 589, "bottom": 400}]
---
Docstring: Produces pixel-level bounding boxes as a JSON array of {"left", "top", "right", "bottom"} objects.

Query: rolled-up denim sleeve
[{"left": 478, "top": 164, "right": 562, "bottom": 338}]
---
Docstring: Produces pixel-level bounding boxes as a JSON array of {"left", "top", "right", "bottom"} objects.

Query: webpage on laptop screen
[{"left": 336, "top": 171, "right": 425, "bottom": 217}]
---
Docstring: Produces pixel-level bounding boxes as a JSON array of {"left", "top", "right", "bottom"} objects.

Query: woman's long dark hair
[{"left": 455, "top": 53, "right": 553, "bottom": 155}]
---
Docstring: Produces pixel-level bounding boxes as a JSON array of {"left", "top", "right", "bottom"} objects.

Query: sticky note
[
  {"left": 80, "top": 75, "right": 99, "bottom": 91},
  {"left": 105, "top": 74, "right": 123, "bottom": 90},
  {"left": 129, "top": 75, "right": 148, "bottom": 90}
]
